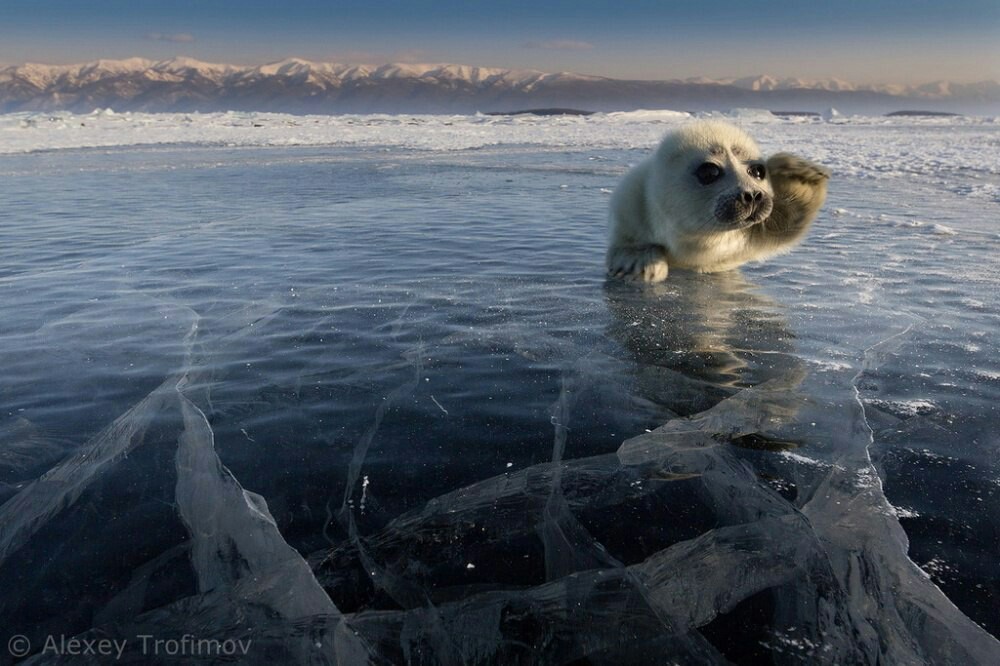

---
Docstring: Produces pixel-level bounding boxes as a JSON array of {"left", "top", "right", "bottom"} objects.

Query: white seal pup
[{"left": 606, "top": 120, "right": 829, "bottom": 281}]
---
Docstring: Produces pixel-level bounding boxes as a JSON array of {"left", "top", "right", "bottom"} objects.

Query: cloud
[
  {"left": 522, "top": 39, "right": 594, "bottom": 51},
  {"left": 146, "top": 33, "right": 196, "bottom": 44}
]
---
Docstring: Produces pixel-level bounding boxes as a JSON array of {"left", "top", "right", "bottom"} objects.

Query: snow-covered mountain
[
  {"left": 719, "top": 74, "right": 999, "bottom": 100},
  {"left": 1, "top": 57, "right": 996, "bottom": 115}
]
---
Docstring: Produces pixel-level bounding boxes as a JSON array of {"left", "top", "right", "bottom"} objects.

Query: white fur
[{"left": 606, "top": 120, "right": 828, "bottom": 282}]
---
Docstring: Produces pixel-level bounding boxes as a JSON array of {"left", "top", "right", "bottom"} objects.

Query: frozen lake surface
[{"left": 0, "top": 111, "right": 998, "bottom": 664}]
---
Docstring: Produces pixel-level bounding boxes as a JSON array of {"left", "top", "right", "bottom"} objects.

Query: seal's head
[{"left": 652, "top": 120, "right": 774, "bottom": 234}]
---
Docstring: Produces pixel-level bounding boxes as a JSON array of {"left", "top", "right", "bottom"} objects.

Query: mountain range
[{"left": 2, "top": 57, "right": 997, "bottom": 116}]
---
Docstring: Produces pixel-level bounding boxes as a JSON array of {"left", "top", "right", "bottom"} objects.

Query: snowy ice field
[{"left": 0, "top": 110, "right": 998, "bottom": 664}]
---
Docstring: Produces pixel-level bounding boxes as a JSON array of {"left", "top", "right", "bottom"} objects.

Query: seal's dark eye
[
  {"left": 749, "top": 164, "right": 766, "bottom": 180},
  {"left": 695, "top": 162, "right": 723, "bottom": 185}
]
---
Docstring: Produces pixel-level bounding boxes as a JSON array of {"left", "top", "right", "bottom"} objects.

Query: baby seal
[{"left": 606, "top": 120, "right": 829, "bottom": 281}]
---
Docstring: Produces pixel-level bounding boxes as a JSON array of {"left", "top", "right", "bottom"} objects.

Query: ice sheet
[{"left": 0, "top": 114, "right": 997, "bottom": 664}]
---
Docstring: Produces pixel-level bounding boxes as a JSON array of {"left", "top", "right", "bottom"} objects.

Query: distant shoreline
[
  {"left": 3, "top": 58, "right": 995, "bottom": 117},
  {"left": 486, "top": 108, "right": 966, "bottom": 119},
  {"left": 485, "top": 108, "right": 595, "bottom": 117},
  {"left": 885, "top": 110, "right": 962, "bottom": 117}
]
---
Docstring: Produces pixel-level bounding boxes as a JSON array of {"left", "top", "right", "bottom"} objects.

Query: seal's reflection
[{"left": 604, "top": 270, "right": 803, "bottom": 421}]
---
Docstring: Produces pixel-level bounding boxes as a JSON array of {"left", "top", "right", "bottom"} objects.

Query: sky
[{"left": 1, "top": 0, "right": 998, "bottom": 84}]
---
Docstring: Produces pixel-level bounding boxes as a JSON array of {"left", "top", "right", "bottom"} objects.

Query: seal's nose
[{"left": 739, "top": 190, "right": 763, "bottom": 205}]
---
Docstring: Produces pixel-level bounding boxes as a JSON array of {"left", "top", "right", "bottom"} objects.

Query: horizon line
[{"left": 2, "top": 55, "right": 998, "bottom": 88}]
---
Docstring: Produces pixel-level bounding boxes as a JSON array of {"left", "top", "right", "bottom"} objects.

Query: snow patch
[{"left": 867, "top": 399, "right": 938, "bottom": 417}]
